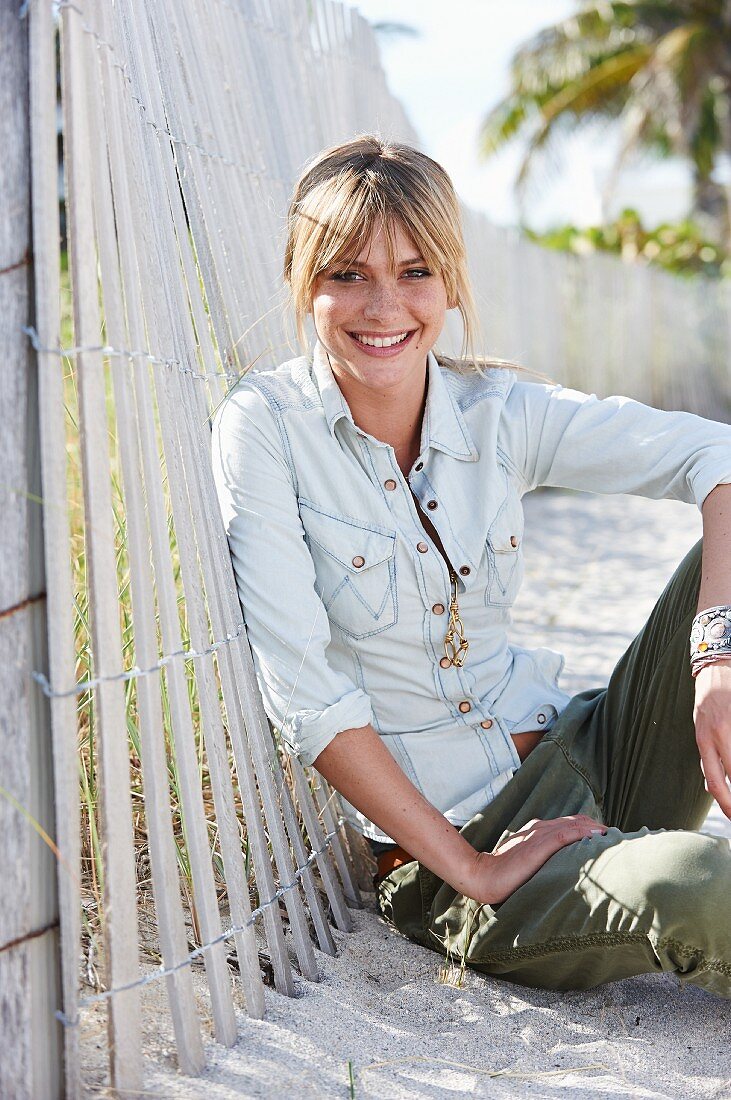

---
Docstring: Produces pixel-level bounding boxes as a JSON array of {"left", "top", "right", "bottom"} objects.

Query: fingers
[
  {"left": 700, "top": 749, "right": 731, "bottom": 818},
  {"left": 496, "top": 815, "right": 607, "bottom": 855},
  {"left": 529, "top": 814, "right": 606, "bottom": 836},
  {"left": 545, "top": 818, "right": 606, "bottom": 851}
]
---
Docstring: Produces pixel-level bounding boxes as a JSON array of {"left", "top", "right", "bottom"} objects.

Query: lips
[
  {"left": 352, "top": 331, "right": 410, "bottom": 348},
  {"left": 348, "top": 329, "right": 417, "bottom": 356}
]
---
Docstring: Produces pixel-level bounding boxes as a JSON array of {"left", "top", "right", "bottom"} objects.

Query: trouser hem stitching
[
  {"left": 428, "top": 926, "right": 648, "bottom": 963},
  {"left": 655, "top": 935, "right": 731, "bottom": 979}
]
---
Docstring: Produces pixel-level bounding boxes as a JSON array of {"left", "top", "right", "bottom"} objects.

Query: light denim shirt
[{"left": 212, "top": 343, "right": 731, "bottom": 841}]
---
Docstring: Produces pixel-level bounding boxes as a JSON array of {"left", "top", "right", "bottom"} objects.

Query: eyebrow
[{"left": 348, "top": 255, "right": 426, "bottom": 269}]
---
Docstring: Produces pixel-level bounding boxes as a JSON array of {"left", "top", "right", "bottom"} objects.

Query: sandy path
[{"left": 112, "top": 492, "right": 730, "bottom": 1099}]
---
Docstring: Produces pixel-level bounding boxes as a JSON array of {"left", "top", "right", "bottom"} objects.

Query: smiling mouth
[{"left": 350, "top": 330, "right": 414, "bottom": 348}]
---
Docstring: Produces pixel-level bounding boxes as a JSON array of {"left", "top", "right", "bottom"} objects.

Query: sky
[{"left": 342, "top": 0, "right": 694, "bottom": 230}]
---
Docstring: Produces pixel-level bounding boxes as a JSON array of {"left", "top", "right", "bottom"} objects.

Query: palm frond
[
  {"left": 539, "top": 45, "right": 654, "bottom": 122},
  {"left": 479, "top": 95, "right": 539, "bottom": 156}
]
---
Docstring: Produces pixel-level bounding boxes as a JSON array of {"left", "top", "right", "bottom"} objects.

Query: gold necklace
[{"left": 443, "top": 570, "right": 469, "bottom": 668}]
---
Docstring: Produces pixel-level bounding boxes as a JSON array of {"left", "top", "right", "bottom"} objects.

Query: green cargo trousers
[{"left": 376, "top": 540, "right": 731, "bottom": 997}]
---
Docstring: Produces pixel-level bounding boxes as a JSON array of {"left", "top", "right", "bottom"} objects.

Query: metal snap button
[
  {"left": 459, "top": 565, "right": 471, "bottom": 577},
  {"left": 480, "top": 719, "right": 493, "bottom": 730},
  {"left": 414, "top": 462, "right": 424, "bottom": 472},
  {"left": 458, "top": 701, "right": 471, "bottom": 714},
  {"left": 510, "top": 535, "right": 519, "bottom": 548},
  {"left": 417, "top": 541, "right": 429, "bottom": 554},
  {"left": 439, "top": 657, "right": 452, "bottom": 669},
  {"left": 384, "top": 479, "right": 397, "bottom": 491},
  {"left": 432, "top": 603, "right": 445, "bottom": 615},
  {"left": 537, "top": 712, "right": 547, "bottom": 724},
  {"left": 352, "top": 556, "right": 365, "bottom": 569},
  {"left": 426, "top": 500, "right": 438, "bottom": 510}
]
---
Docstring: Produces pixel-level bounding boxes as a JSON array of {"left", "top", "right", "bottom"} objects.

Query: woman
[{"left": 212, "top": 135, "right": 731, "bottom": 996}]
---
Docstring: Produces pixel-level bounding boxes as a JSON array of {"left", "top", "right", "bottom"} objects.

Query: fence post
[{"left": 0, "top": 1, "right": 63, "bottom": 1096}]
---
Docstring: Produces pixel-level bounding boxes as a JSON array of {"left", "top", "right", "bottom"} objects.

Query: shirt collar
[{"left": 312, "top": 342, "right": 479, "bottom": 462}]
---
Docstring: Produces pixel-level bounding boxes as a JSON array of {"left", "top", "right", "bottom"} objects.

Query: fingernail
[{"left": 590, "top": 828, "right": 606, "bottom": 835}]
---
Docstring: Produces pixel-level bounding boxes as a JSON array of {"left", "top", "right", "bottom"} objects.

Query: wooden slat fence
[
  {"left": 13, "top": 0, "right": 731, "bottom": 1094},
  {"left": 461, "top": 210, "right": 731, "bottom": 419}
]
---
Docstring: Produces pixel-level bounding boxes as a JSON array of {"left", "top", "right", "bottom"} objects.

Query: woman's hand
[
  {"left": 693, "top": 659, "right": 731, "bottom": 818},
  {"left": 465, "top": 815, "right": 608, "bottom": 906}
]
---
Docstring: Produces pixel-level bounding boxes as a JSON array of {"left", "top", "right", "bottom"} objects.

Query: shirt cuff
[
  {"left": 283, "top": 689, "right": 373, "bottom": 766},
  {"left": 690, "top": 468, "right": 731, "bottom": 510}
]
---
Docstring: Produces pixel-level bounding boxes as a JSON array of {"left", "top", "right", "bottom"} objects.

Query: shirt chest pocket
[
  {"left": 298, "top": 501, "right": 397, "bottom": 640},
  {"left": 485, "top": 483, "right": 524, "bottom": 608}
]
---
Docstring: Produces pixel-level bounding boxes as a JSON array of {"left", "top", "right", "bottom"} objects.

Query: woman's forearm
[
  {"left": 313, "top": 724, "right": 481, "bottom": 895},
  {"left": 699, "top": 483, "right": 731, "bottom": 610}
]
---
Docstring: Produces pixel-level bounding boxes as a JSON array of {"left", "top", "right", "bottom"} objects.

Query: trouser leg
[
  {"left": 566, "top": 537, "right": 710, "bottom": 832},
  {"left": 377, "top": 539, "right": 731, "bottom": 996}
]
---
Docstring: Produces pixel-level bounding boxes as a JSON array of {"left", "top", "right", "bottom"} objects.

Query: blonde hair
[{"left": 283, "top": 134, "right": 516, "bottom": 373}]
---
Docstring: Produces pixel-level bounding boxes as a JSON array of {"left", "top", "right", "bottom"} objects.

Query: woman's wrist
[
  {"left": 436, "top": 834, "right": 487, "bottom": 897},
  {"left": 690, "top": 605, "right": 731, "bottom": 677}
]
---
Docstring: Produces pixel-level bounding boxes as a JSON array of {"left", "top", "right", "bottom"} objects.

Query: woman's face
[{"left": 311, "top": 220, "right": 449, "bottom": 396}]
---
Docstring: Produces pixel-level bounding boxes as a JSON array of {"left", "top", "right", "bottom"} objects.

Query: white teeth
[{"left": 354, "top": 331, "right": 409, "bottom": 348}]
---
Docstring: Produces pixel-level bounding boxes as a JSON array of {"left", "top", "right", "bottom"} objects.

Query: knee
[
  {"left": 648, "top": 829, "right": 725, "bottom": 898},
  {"left": 608, "top": 830, "right": 730, "bottom": 950}
]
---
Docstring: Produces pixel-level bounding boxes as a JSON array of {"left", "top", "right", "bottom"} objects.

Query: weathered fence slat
[
  {"left": 28, "top": 0, "right": 81, "bottom": 1093},
  {"left": 290, "top": 756, "right": 354, "bottom": 934},
  {"left": 312, "top": 779, "right": 363, "bottom": 910},
  {"left": 60, "top": 6, "right": 143, "bottom": 1091}
]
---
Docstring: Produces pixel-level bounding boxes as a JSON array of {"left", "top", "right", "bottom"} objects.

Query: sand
[{"left": 84, "top": 490, "right": 731, "bottom": 1098}]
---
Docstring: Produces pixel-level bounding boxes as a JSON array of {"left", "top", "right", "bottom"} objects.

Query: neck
[{"left": 332, "top": 359, "right": 428, "bottom": 476}]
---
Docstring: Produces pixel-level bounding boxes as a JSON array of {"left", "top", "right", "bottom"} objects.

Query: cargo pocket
[
  {"left": 485, "top": 475, "right": 524, "bottom": 608},
  {"left": 299, "top": 500, "right": 397, "bottom": 639}
]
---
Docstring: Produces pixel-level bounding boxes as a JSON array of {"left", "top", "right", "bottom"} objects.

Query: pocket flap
[
  {"left": 299, "top": 500, "right": 396, "bottom": 572},
  {"left": 488, "top": 525, "right": 521, "bottom": 554},
  {"left": 487, "top": 487, "right": 524, "bottom": 554}
]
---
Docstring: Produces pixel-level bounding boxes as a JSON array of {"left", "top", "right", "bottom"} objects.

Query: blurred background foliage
[{"left": 525, "top": 207, "right": 730, "bottom": 278}]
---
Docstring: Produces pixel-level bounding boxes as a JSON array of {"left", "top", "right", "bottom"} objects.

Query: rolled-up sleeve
[
  {"left": 501, "top": 381, "right": 731, "bottom": 506},
  {"left": 211, "top": 385, "right": 372, "bottom": 765}
]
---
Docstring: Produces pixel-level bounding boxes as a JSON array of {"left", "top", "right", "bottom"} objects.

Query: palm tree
[{"left": 479, "top": 1, "right": 731, "bottom": 245}]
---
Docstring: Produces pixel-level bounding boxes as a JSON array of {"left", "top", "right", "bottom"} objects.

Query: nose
[{"left": 362, "top": 279, "right": 402, "bottom": 322}]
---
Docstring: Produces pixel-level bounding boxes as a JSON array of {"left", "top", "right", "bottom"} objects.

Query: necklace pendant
[{"left": 443, "top": 570, "right": 469, "bottom": 669}]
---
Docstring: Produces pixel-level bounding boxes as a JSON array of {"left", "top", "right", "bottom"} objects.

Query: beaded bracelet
[{"left": 689, "top": 605, "right": 731, "bottom": 677}]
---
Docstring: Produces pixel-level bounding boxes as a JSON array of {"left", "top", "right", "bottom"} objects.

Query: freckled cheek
[{"left": 408, "top": 286, "right": 448, "bottom": 313}]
